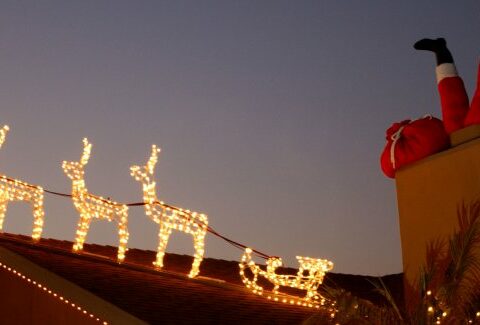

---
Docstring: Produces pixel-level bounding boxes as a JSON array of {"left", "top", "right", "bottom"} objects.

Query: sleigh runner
[{"left": 239, "top": 248, "right": 333, "bottom": 308}]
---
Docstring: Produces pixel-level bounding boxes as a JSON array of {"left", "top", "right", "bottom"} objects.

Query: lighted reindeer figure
[
  {"left": 130, "top": 145, "right": 208, "bottom": 278},
  {"left": 0, "top": 125, "right": 45, "bottom": 240},
  {"left": 62, "top": 138, "right": 129, "bottom": 262}
]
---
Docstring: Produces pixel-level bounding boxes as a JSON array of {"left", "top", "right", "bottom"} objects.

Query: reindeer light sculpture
[
  {"left": 0, "top": 125, "right": 45, "bottom": 240},
  {"left": 62, "top": 138, "right": 129, "bottom": 262},
  {"left": 130, "top": 145, "right": 208, "bottom": 278}
]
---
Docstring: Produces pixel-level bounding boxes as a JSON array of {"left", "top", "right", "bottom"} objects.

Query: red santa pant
[{"left": 437, "top": 63, "right": 480, "bottom": 134}]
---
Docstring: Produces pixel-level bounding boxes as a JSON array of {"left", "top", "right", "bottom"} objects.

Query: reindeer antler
[
  {"left": 146, "top": 144, "right": 161, "bottom": 174},
  {"left": 0, "top": 125, "right": 10, "bottom": 149},
  {"left": 81, "top": 138, "right": 92, "bottom": 166}
]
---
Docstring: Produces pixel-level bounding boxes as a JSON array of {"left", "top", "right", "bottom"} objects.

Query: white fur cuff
[{"left": 436, "top": 63, "right": 458, "bottom": 84}]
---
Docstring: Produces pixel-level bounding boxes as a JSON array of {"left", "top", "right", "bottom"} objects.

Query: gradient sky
[{"left": 0, "top": 1, "right": 479, "bottom": 275}]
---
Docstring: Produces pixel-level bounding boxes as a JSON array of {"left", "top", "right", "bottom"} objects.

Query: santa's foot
[
  {"left": 413, "top": 38, "right": 447, "bottom": 52},
  {"left": 413, "top": 37, "right": 453, "bottom": 65}
]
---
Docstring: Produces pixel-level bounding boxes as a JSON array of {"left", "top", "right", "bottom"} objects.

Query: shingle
[{"left": 0, "top": 233, "right": 403, "bottom": 324}]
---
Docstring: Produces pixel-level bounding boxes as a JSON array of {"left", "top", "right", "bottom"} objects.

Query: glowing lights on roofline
[
  {"left": 0, "top": 261, "right": 106, "bottom": 323},
  {"left": 0, "top": 123, "right": 335, "bottom": 312}
]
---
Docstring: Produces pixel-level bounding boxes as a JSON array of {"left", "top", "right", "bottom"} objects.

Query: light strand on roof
[
  {"left": 0, "top": 124, "right": 336, "bottom": 313},
  {"left": 43, "top": 184, "right": 269, "bottom": 260},
  {"left": 0, "top": 125, "right": 316, "bottom": 268},
  {"left": 0, "top": 261, "right": 106, "bottom": 324}
]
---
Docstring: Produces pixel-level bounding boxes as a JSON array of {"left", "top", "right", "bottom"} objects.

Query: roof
[{"left": 0, "top": 233, "right": 403, "bottom": 324}]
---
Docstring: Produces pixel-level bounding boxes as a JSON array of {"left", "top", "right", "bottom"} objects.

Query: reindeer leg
[
  {"left": 31, "top": 193, "right": 45, "bottom": 241},
  {"left": 154, "top": 225, "right": 171, "bottom": 269},
  {"left": 189, "top": 230, "right": 206, "bottom": 278},
  {"left": 73, "top": 213, "right": 91, "bottom": 252},
  {"left": 116, "top": 209, "right": 129, "bottom": 263},
  {"left": 0, "top": 192, "right": 8, "bottom": 232}
]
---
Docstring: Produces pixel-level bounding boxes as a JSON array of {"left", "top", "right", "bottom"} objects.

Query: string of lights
[
  {"left": 0, "top": 125, "right": 333, "bottom": 309},
  {"left": 0, "top": 261, "right": 106, "bottom": 324},
  {"left": 1, "top": 166, "right": 271, "bottom": 260}
]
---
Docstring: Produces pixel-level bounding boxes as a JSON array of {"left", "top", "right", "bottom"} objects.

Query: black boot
[{"left": 414, "top": 38, "right": 454, "bottom": 65}]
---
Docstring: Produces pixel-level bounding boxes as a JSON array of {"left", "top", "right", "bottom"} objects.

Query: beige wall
[{"left": 396, "top": 133, "right": 480, "bottom": 287}]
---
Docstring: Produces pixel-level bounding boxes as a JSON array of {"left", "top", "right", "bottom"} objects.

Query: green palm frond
[
  {"left": 306, "top": 201, "right": 480, "bottom": 324},
  {"left": 406, "top": 201, "right": 480, "bottom": 323}
]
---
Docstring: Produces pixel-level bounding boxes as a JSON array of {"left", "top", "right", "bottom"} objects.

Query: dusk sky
[{"left": 0, "top": 1, "right": 479, "bottom": 275}]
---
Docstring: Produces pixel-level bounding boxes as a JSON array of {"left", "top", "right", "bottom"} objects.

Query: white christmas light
[
  {"left": 239, "top": 248, "right": 333, "bottom": 308},
  {"left": 0, "top": 261, "right": 104, "bottom": 323},
  {"left": 0, "top": 125, "right": 45, "bottom": 240},
  {"left": 131, "top": 145, "right": 208, "bottom": 278},
  {"left": 62, "top": 138, "right": 129, "bottom": 262}
]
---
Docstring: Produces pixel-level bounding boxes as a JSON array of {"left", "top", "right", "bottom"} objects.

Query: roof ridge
[
  {"left": 0, "top": 234, "right": 256, "bottom": 294},
  {"left": 0, "top": 245, "right": 146, "bottom": 324}
]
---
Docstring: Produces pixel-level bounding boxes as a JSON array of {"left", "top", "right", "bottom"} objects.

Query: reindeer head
[
  {"left": 130, "top": 144, "right": 161, "bottom": 184},
  {"left": 62, "top": 138, "right": 92, "bottom": 181},
  {"left": 0, "top": 125, "right": 10, "bottom": 149}
]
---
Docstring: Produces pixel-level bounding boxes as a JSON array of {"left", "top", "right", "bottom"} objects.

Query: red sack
[{"left": 380, "top": 116, "right": 449, "bottom": 178}]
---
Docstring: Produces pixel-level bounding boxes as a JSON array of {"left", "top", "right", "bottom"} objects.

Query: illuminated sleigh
[{"left": 239, "top": 248, "right": 333, "bottom": 308}]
